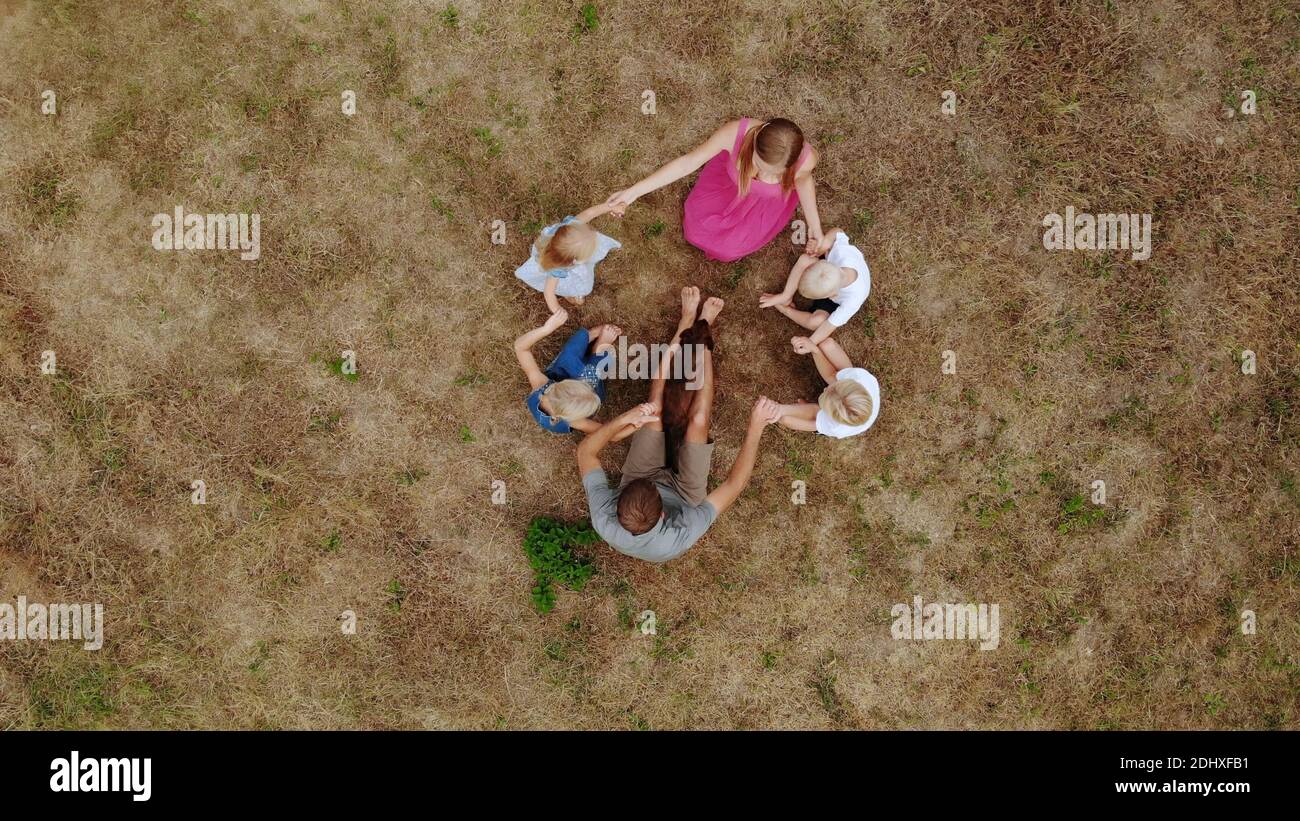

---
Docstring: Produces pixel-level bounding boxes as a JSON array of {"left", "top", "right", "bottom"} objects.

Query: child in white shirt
[
  {"left": 775, "top": 337, "right": 880, "bottom": 439},
  {"left": 759, "top": 228, "right": 870, "bottom": 352}
]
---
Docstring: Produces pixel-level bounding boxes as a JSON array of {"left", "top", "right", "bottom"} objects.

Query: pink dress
[{"left": 682, "top": 117, "right": 811, "bottom": 262}]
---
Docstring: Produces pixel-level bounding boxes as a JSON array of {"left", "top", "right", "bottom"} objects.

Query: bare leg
[
  {"left": 699, "top": 296, "right": 724, "bottom": 325},
  {"left": 775, "top": 303, "right": 829, "bottom": 331},
  {"left": 685, "top": 348, "right": 714, "bottom": 443},
  {"left": 680, "top": 296, "right": 723, "bottom": 443},
  {"left": 648, "top": 286, "right": 700, "bottom": 430}
]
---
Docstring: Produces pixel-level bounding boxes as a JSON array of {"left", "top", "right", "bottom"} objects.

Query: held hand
[
  {"left": 791, "top": 336, "right": 815, "bottom": 355},
  {"left": 750, "top": 396, "right": 782, "bottom": 427},
  {"left": 605, "top": 189, "right": 636, "bottom": 217},
  {"left": 804, "top": 229, "right": 824, "bottom": 256},
  {"left": 544, "top": 308, "right": 570, "bottom": 330},
  {"left": 621, "top": 402, "right": 660, "bottom": 429}
]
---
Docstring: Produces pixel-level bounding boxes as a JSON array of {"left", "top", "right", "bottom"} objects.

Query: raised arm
[
  {"left": 704, "top": 397, "right": 781, "bottom": 515},
  {"left": 795, "top": 149, "right": 823, "bottom": 253},
  {"left": 574, "top": 201, "right": 616, "bottom": 224},
  {"left": 792, "top": 336, "right": 841, "bottom": 384},
  {"left": 513, "top": 308, "right": 569, "bottom": 390},
  {"left": 576, "top": 402, "right": 660, "bottom": 476},
  {"left": 604, "top": 121, "right": 739, "bottom": 214},
  {"left": 760, "top": 253, "right": 818, "bottom": 308}
]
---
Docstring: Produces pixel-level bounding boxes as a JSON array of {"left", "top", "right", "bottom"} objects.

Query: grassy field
[{"left": 0, "top": 0, "right": 1296, "bottom": 729}]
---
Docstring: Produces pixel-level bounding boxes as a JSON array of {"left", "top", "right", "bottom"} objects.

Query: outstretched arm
[
  {"left": 576, "top": 402, "right": 659, "bottom": 476},
  {"left": 605, "top": 121, "right": 738, "bottom": 214},
  {"left": 514, "top": 308, "right": 569, "bottom": 390},
  {"left": 569, "top": 416, "right": 638, "bottom": 441},
  {"left": 575, "top": 201, "right": 616, "bottom": 224},
  {"left": 776, "top": 402, "right": 819, "bottom": 432},
  {"left": 759, "top": 253, "right": 818, "bottom": 308},
  {"left": 704, "top": 397, "right": 781, "bottom": 515}
]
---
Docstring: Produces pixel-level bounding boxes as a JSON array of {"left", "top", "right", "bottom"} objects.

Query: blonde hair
[
  {"left": 538, "top": 222, "right": 597, "bottom": 271},
  {"left": 543, "top": 379, "right": 601, "bottom": 421},
  {"left": 798, "top": 260, "right": 841, "bottom": 299},
  {"left": 736, "top": 118, "right": 804, "bottom": 198},
  {"left": 819, "top": 379, "right": 873, "bottom": 427}
]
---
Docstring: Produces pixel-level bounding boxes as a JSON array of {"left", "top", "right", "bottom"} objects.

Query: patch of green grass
[
  {"left": 852, "top": 209, "right": 874, "bottom": 235},
  {"left": 453, "top": 369, "right": 487, "bottom": 386},
  {"left": 724, "top": 260, "right": 749, "bottom": 289},
  {"left": 386, "top": 579, "right": 407, "bottom": 613},
  {"left": 796, "top": 544, "right": 818, "bottom": 585},
  {"left": 472, "top": 126, "right": 502, "bottom": 157},
  {"left": 370, "top": 32, "right": 402, "bottom": 95},
  {"left": 458, "top": 425, "right": 476, "bottom": 442},
  {"left": 643, "top": 219, "right": 666, "bottom": 238},
  {"left": 876, "top": 454, "right": 895, "bottom": 489},
  {"left": 429, "top": 194, "right": 454, "bottom": 219},
  {"left": 319, "top": 354, "right": 359, "bottom": 382},
  {"left": 786, "top": 447, "right": 812, "bottom": 480},
  {"left": 810, "top": 653, "right": 848, "bottom": 724},
  {"left": 522, "top": 517, "right": 598, "bottom": 613},
  {"left": 321, "top": 528, "right": 342, "bottom": 552},
  {"left": 574, "top": 3, "right": 598, "bottom": 34},
  {"left": 440, "top": 3, "right": 459, "bottom": 29},
  {"left": 1204, "top": 692, "right": 1227, "bottom": 716},
  {"left": 966, "top": 495, "right": 1015, "bottom": 528},
  {"left": 1281, "top": 473, "right": 1300, "bottom": 508},
  {"left": 307, "top": 409, "right": 342, "bottom": 433},
  {"left": 22, "top": 161, "right": 81, "bottom": 227},
  {"left": 1056, "top": 494, "right": 1108, "bottom": 534},
  {"left": 29, "top": 662, "right": 119, "bottom": 728}
]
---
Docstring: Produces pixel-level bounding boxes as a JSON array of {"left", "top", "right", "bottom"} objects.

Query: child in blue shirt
[{"left": 513, "top": 308, "right": 628, "bottom": 435}]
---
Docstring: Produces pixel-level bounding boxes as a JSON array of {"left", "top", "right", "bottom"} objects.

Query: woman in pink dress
[{"left": 604, "top": 118, "right": 824, "bottom": 262}]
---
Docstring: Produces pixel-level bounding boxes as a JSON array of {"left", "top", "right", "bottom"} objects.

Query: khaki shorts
[{"left": 619, "top": 429, "right": 714, "bottom": 506}]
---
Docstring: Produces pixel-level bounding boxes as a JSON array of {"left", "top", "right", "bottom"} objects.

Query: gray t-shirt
[{"left": 582, "top": 469, "right": 717, "bottom": 562}]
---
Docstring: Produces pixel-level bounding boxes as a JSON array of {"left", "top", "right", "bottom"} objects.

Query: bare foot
[
  {"left": 565, "top": 295, "right": 585, "bottom": 306},
  {"left": 680, "top": 286, "right": 701, "bottom": 323},
  {"left": 700, "top": 296, "right": 724, "bottom": 324},
  {"left": 595, "top": 324, "right": 621, "bottom": 346}
]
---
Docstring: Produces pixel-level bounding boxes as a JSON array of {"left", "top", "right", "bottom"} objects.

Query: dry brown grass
[{"left": 0, "top": 0, "right": 1296, "bottom": 729}]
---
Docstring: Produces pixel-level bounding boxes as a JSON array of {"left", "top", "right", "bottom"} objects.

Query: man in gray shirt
[{"left": 577, "top": 287, "right": 781, "bottom": 562}]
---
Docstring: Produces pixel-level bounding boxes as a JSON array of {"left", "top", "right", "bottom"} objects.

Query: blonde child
[
  {"left": 775, "top": 336, "right": 880, "bottom": 438},
  {"left": 514, "top": 204, "right": 621, "bottom": 313},
  {"left": 759, "top": 227, "right": 870, "bottom": 351},
  {"left": 513, "top": 308, "right": 635, "bottom": 437}
]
